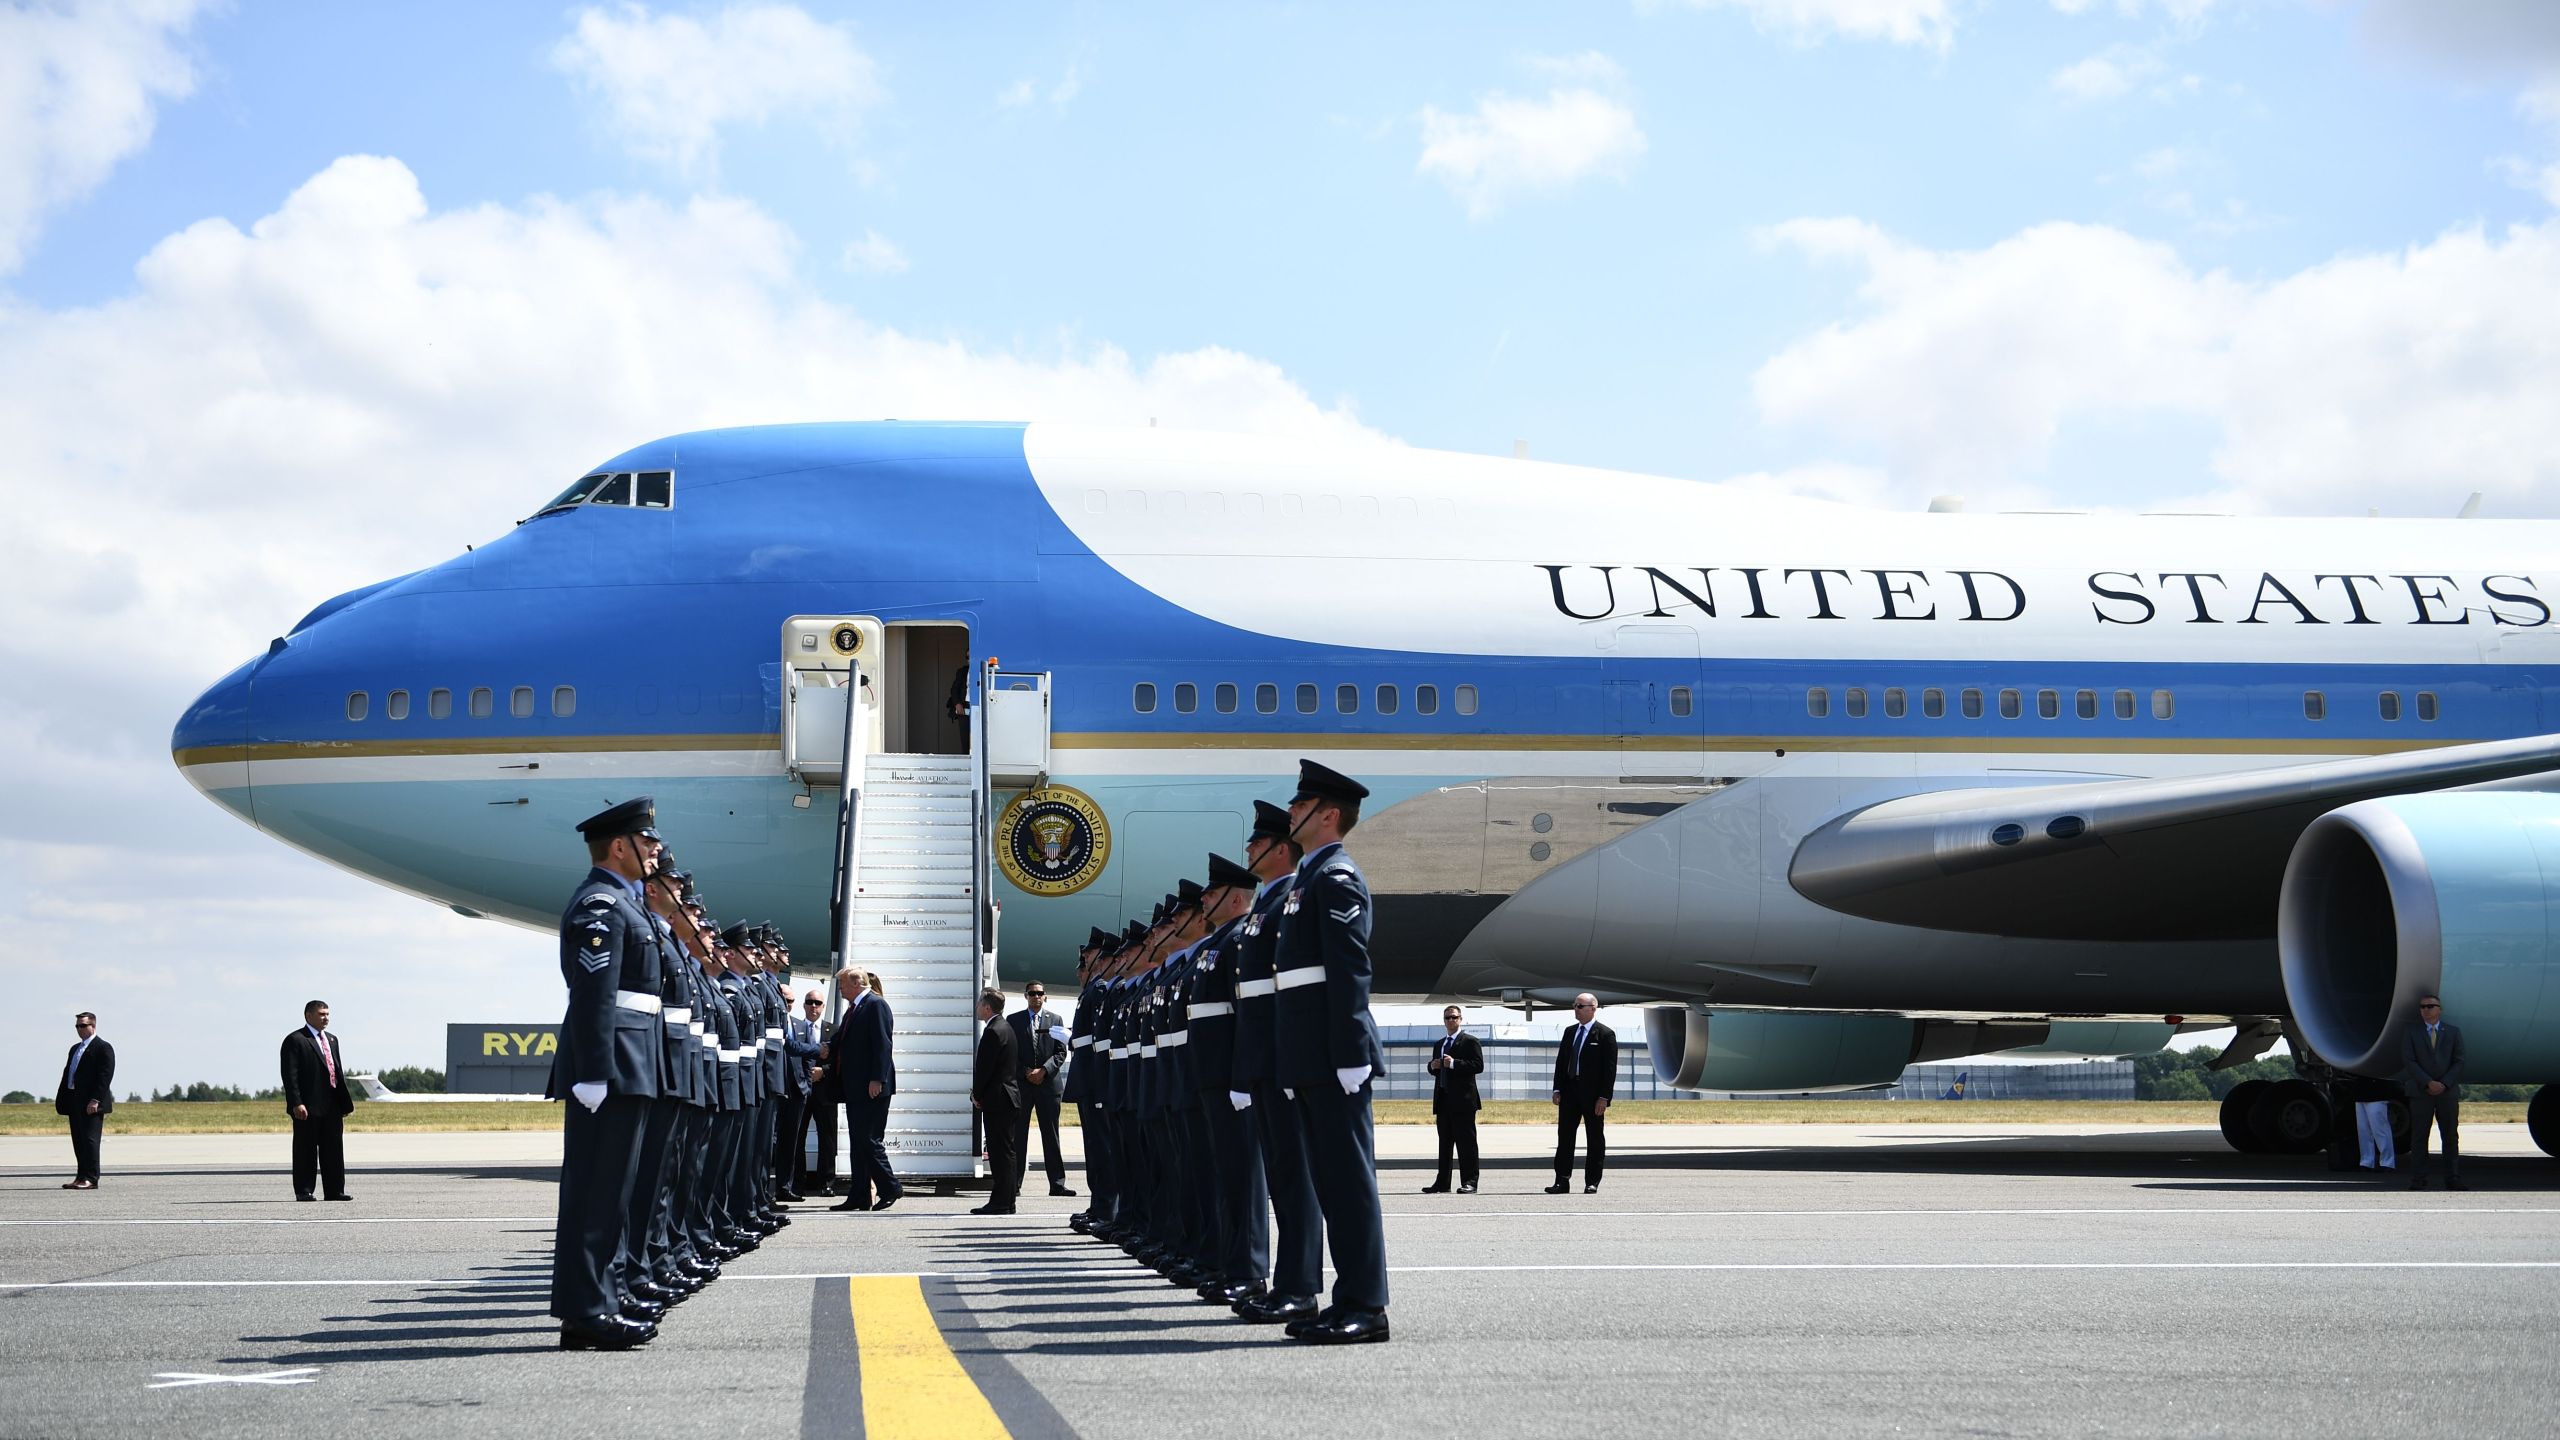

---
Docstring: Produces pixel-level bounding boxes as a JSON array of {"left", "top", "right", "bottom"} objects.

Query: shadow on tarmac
[
  {"left": 1401, "top": 1146, "right": 2560, "bottom": 1188},
  {"left": 228, "top": 1250, "right": 563, "bottom": 1365}
]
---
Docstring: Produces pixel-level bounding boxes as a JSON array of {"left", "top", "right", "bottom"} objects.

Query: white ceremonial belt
[
  {"left": 689, "top": 1022, "right": 707, "bottom": 1037},
  {"left": 663, "top": 1006, "right": 691, "bottom": 1024},
  {"left": 1234, "top": 979, "right": 1277, "bottom": 998},
  {"left": 1187, "top": 1002, "right": 1234, "bottom": 1019},
  {"left": 615, "top": 991, "right": 664, "bottom": 1014},
  {"left": 1111, "top": 1046, "right": 1133, "bottom": 1059},
  {"left": 1157, "top": 1030, "right": 1191, "bottom": 1047},
  {"left": 764, "top": 1027, "right": 784, "bottom": 1040},
  {"left": 1071, "top": 1036, "right": 1095, "bottom": 1049},
  {"left": 1273, "top": 966, "right": 1326, "bottom": 991},
  {"left": 1140, "top": 1044, "right": 1159, "bottom": 1057},
  {"left": 718, "top": 1048, "right": 741, "bottom": 1062}
]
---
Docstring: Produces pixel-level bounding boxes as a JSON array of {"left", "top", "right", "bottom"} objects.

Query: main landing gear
[{"left": 2217, "top": 1077, "right": 2345, "bottom": 1156}]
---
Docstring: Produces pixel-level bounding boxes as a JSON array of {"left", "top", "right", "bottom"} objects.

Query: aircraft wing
[{"left": 1788, "top": 732, "right": 2560, "bottom": 942}]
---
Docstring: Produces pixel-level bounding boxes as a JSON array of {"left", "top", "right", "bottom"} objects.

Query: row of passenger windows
[
  {"left": 1134, "top": 681, "right": 1480, "bottom": 717},
  {"left": 1807, "top": 686, "right": 2443, "bottom": 723},
  {"left": 346, "top": 687, "right": 576, "bottom": 722}
]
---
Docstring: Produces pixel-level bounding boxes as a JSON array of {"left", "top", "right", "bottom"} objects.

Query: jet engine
[
  {"left": 2279, "top": 792, "right": 2560, "bottom": 1085},
  {"left": 1640, "top": 1008, "right": 2171, "bottom": 1093}
]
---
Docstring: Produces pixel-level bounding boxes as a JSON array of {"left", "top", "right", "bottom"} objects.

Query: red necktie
[{"left": 319, "top": 1032, "right": 337, "bottom": 1086}]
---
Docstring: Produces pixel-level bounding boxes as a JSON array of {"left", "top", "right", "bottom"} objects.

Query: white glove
[
  {"left": 1283, "top": 1088, "right": 1296, "bottom": 1100},
  {"left": 1336, "top": 1064, "right": 1372, "bottom": 1095},
  {"left": 1228, "top": 1090, "right": 1253, "bottom": 1111},
  {"left": 570, "top": 1081, "right": 607, "bottom": 1112},
  {"left": 1047, "top": 1025, "right": 1070, "bottom": 1045}
]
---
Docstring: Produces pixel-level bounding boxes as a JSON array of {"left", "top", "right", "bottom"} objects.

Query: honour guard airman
[
  {"left": 1187, "top": 851, "right": 1272, "bottom": 1306},
  {"left": 1230, "top": 799, "right": 1324, "bottom": 1326},
  {"left": 1271, "top": 760, "right": 1390, "bottom": 1344},
  {"left": 551, "top": 797, "right": 668, "bottom": 1350}
]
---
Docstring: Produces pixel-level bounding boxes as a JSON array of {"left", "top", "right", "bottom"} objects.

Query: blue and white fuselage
[{"left": 172, "top": 422, "right": 2560, "bottom": 1082}]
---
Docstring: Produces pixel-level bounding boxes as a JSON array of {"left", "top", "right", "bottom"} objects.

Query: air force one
[{"left": 173, "top": 422, "right": 2560, "bottom": 1156}]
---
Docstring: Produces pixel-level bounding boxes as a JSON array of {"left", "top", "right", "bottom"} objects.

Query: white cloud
[
  {"left": 1752, "top": 214, "right": 2560, "bottom": 514},
  {"left": 0, "top": 0, "right": 207, "bottom": 274},
  {"left": 1644, "top": 0, "right": 1957, "bottom": 51},
  {"left": 0, "top": 153, "right": 1380, "bottom": 1091},
  {"left": 997, "top": 63, "right": 1082, "bottom": 112},
  {"left": 840, "top": 227, "right": 907, "bottom": 274},
  {"left": 1417, "top": 72, "right": 1646, "bottom": 219},
  {"left": 2051, "top": 45, "right": 2157, "bottom": 102},
  {"left": 551, "top": 3, "right": 883, "bottom": 176}
]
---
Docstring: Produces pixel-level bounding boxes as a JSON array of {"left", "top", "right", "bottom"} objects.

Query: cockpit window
[{"left": 531, "top": 469, "right": 675, "bottom": 519}]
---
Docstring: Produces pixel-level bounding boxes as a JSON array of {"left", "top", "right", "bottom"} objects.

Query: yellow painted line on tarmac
[{"left": 847, "top": 1275, "right": 1010, "bottom": 1440}]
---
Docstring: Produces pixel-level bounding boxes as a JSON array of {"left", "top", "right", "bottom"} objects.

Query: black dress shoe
[
  {"left": 1285, "top": 1304, "right": 1342, "bottom": 1339},
  {"left": 1068, "top": 1214, "right": 1092, "bottom": 1233},
  {"left": 1543, "top": 1183, "right": 1571, "bottom": 1194},
  {"left": 1050, "top": 1184, "right": 1078, "bottom": 1197},
  {"left": 1298, "top": 1308, "right": 1391, "bottom": 1345},
  {"left": 324, "top": 1193, "right": 353, "bottom": 1202},
  {"left": 969, "top": 1202, "right": 1018, "bottom": 1215},
  {"left": 295, "top": 1193, "right": 316, "bottom": 1202},
  {"left": 872, "top": 1191, "right": 901, "bottom": 1211},
  {"left": 1457, "top": 1183, "right": 1478, "bottom": 1194},
  {"left": 560, "top": 1315, "right": 653, "bottom": 1350},
  {"left": 1168, "top": 1263, "right": 1212, "bottom": 1288},
  {"left": 619, "top": 1298, "right": 665, "bottom": 1324},
  {"left": 1211, "top": 1281, "right": 1264, "bottom": 1305},
  {"left": 629, "top": 1279, "right": 676, "bottom": 1304},
  {"left": 681, "top": 1259, "right": 720, "bottom": 1281},
  {"left": 777, "top": 1190, "right": 804, "bottom": 1203},
  {"left": 705, "top": 1241, "right": 742, "bottom": 1261},
  {"left": 1419, "top": 1183, "right": 1450, "bottom": 1194},
  {"left": 1585, "top": 1184, "right": 1600, "bottom": 1194},
  {"left": 1237, "top": 1292, "right": 1319, "bottom": 1325},
  {"left": 829, "top": 1198, "right": 870, "bottom": 1212}
]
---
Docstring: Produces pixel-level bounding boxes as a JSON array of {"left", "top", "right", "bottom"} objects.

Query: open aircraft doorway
[{"left": 886, "top": 622, "right": 972, "bottom": 756}]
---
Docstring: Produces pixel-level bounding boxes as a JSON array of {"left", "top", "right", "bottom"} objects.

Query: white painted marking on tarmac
[
  {"left": 0, "top": 1216, "right": 550, "bottom": 1228},
  {"left": 1390, "top": 1261, "right": 2560, "bottom": 1273},
  {"left": 146, "top": 1369, "right": 317, "bottom": 1389},
  {"left": 1376, "top": 1206, "right": 2560, "bottom": 1219}
]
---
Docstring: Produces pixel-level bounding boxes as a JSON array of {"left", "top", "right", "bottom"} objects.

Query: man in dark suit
[
  {"left": 2403, "top": 993, "right": 2467, "bottom": 1190},
  {"left": 827, "top": 967, "right": 902, "bottom": 1211},
  {"left": 1547, "top": 993, "right": 1616, "bottom": 1195},
  {"left": 280, "top": 1000, "right": 356, "bottom": 1201},
  {"left": 55, "top": 1012, "right": 113, "bottom": 1189},
  {"left": 797, "top": 992, "right": 839, "bottom": 1195},
  {"left": 774, "top": 980, "right": 819, "bottom": 1203},
  {"left": 972, "top": 990, "right": 1024, "bottom": 1215},
  {"left": 1422, "top": 1004, "right": 1483, "bottom": 1194},
  {"left": 1008, "top": 982, "right": 1073, "bottom": 1198}
]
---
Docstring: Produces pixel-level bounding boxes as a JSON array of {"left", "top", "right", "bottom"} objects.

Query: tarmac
[{"left": 4, "top": 1121, "right": 2556, "bottom": 1440}]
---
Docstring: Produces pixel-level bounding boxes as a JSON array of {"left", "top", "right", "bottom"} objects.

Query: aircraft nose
[{"left": 172, "top": 646, "right": 269, "bottom": 828}]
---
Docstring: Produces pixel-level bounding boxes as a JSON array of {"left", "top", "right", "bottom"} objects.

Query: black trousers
[
  {"left": 1294, "top": 1081, "right": 1388, "bottom": 1312},
  {"left": 801, "top": 1095, "right": 839, "bottom": 1188},
  {"left": 551, "top": 1093, "right": 646, "bottom": 1323},
  {"left": 1200, "top": 1091, "right": 1271, "bottom": 1284},
  {"left": 848, "top": 1094, "right": 899, "bottom": 1203},
  {"left": 1251, "top": 1080, "right": 1323, "bottom": 1297},
  {"left": 2410, "top": 1090, "right": 2461, "bottom": 1176},
  {"left": 1076, "top": 1101, "right": 1112, "bottom": 1212},
  {"left": 982, "top": 1097, "right": 1023, "bottom": 1206},
  {"left": 620, "top": 1096, "right": 677, "bottom": 1295},
  {"left": 290, "top": 1111, "right": 346, "bottom": 1197},
  {"left": 1433, "top": 1105, "right": 1479, "bottom": 1187},
  {"left": 1554, "top": 1101, "right": 1606, "bottom": 1185},
  {"left": 772, "top": 1091, "right": 807, "bottom": 1191},
  {"left": 67, "top": 1112, "right": 103, "bottom": 1181},
  {"left": 1027, "top": 1087, "right": 1066, "bottom": 1185}
]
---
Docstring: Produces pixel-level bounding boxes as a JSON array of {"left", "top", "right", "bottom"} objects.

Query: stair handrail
[
  {"left": 971, "top": 657, "right": 996, "bottom": 971},
  {"left": 825, "top": 663, "right": 870, "bottom": 993}
]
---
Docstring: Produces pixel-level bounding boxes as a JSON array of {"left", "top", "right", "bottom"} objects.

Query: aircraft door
[
  {"left": 781, "top": 615, "right": 883, "bottom": 784},
  {"left": 1603, "top": 623, "right": 1705, "bottom": 778}
]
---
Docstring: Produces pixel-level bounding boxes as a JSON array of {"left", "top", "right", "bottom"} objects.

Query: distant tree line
[
  {"left": 376, "top": 1066, "right": 445, "bottom": 1093},
  {"left": 2134, "top": 1046, "right": 2540, "bottom": 1102}
]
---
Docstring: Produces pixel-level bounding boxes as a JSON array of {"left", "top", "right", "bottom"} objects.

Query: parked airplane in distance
[
  {"left": 174, "top": 422, "right": 2560, "bottom": 1157},
  {"left": 1939, "top": 1072, "right": 1969, "bottom": 1102},
  {"left": 351, "top": 1075, "right": 547, "bottom": 1104}
]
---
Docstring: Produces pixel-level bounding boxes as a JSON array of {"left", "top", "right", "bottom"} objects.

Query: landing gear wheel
[
  {"left": 2219, "top": 1079, "right": 2270, "bottom": 1153},
  {"left": 2249, "top": 1078, "right": 2331, "bottom": 1154},
  {"left": 2530, "top": 1086, "right": 2560, "bottom": 1159}
]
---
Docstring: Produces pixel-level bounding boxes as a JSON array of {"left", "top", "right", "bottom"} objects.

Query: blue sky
[{"left": 5, "top": 0, "right": 2560, "bottom": 1090}]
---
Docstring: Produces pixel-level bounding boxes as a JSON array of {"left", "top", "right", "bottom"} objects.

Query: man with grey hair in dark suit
[{"left": 2402, "top": 993, "right": 2466, "bottom": 1191}]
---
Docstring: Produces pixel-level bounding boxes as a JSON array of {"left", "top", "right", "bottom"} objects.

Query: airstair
[{"left": 782, "top": 619, "right": 995, "bottom": 1184}]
